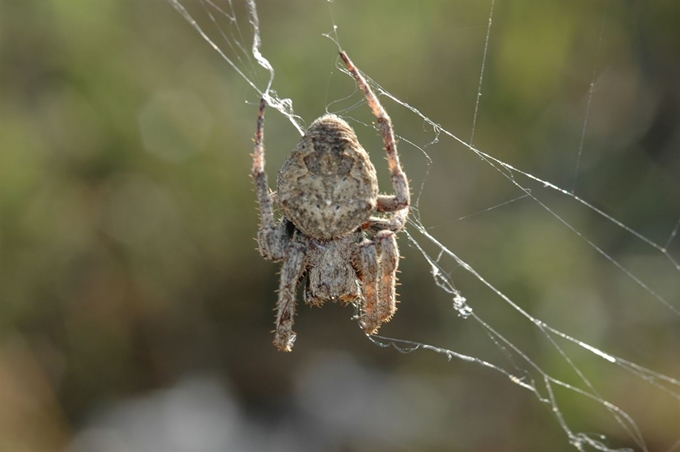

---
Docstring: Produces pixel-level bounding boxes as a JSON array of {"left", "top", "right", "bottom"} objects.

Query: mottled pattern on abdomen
[{"left": 277, "top": 114, "right": 378, "bottom": 239}]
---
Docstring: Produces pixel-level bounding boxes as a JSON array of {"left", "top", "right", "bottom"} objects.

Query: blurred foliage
[{"left": 0, "top": 1, "right": 679, "bottom": 451}]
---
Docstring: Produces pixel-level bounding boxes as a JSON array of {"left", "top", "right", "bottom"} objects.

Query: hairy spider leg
[
  {"left": 353, "top": 239, "right": 381, "bottom": 333},
  {"left": 375, "top": 230, "right": 399, "bottom": 322},
  {"left": 273, "top": 241, "right": 306, "bottom": 352},
  {"left": 365, "top": 209, "right": 409, "bottom": 233},
  {"left": 339, "top": 51, "right": 410, "bottom": 215},
  {"left": 252, "top": 98, "right": 288, "bottom": 260}
]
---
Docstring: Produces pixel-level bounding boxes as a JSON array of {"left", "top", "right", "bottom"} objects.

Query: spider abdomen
[{"left": 277, "top": 115, "right": 378, "bottom": 239}]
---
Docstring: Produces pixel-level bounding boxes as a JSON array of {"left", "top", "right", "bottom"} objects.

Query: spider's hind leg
[
  {"left": 339, "top": 51, "right": 410, "bottom": 214},
  {"left": 252, "top": 98, "right": 289, "bottom": 262},
  {"left": 258, "top": 218, "right": 292, "bottom": 261}
]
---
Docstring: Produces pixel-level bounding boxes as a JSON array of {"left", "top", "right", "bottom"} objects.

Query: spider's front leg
[
  {"left": 353, "top": 239, "right": 380, "bottom": 333},
  {"left": 252, "top": 98, "right": 288, "bottom": 260},
  {"left": 274, "top": 240, "right": 307, "bottom": 352},
  {"left": 353, "top": 231, "right": 400, "bottom": 334},
  {"left": 374, "top": 230, "right": 399, "bottom": 323}
]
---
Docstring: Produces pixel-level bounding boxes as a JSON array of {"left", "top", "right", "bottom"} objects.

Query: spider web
[{"left": 168, "top": 1, "right": 680, "bottom": 451}]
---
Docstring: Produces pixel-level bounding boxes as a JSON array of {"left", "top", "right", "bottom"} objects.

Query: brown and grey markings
[
  {"left": 277, "top": 114, "right": 378, "bottom": 239},
  {"left": 252, "top": 51, "right": 411, "bottom": 352}
]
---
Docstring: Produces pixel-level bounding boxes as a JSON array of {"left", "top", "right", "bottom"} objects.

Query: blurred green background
[{"left": 1, "top": 1, "right": 679, "bottom": 451}]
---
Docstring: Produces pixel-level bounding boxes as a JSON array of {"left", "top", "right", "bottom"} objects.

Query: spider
[{"left": 252, "top": 51, "right": 410, "bottom": 352}]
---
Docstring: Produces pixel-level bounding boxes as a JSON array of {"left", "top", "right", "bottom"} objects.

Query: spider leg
[
  {"left": 353, "top": 239, "right": 381, "bottom": 334},
  {"left": 339, "top": 51, "right": 410, "bottom": 215},
  {"left": 274, "top": 240, "right": 307, "bottom": 352},
  {"left": 375, "top": 230, "right": 399, "bottom": 323},
  {"left": 364, "top": 208, "right": 409, "bottom": 233},
  {"left": 252, "top": 98, "right": 287, "bottom": 260}
]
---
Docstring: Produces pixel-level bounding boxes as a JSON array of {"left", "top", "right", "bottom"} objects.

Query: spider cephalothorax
[{"left": 252, "top": 51, "right": 410, "bottom": 351}]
